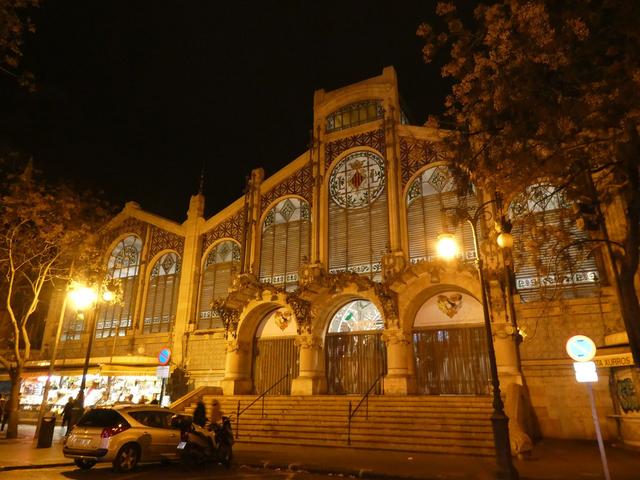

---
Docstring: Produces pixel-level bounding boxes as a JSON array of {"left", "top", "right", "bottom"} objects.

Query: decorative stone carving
[
  {"left": 225, "top": 339, "right": 250, "bottom": 353},
  {"left": 211, "top": 299, "right": 240, "bottom": 339},
  {"left": 373, "top": 282, "right": 399, "bottom": 328},
  {"left": 382, "top": 328, "right": 410, "bottom": 346},
  {"left": 295, "top": 333, "right": 323, "bottom": 350},
  {"left": 102, "top": 217, "right": 147, "bottom": 251},
  {"left": 299, "top": 261, "right": 326, "bottom": 288},
  {"left": 203, "top": 207, "right": 246, "bottom": 249},
  {"left": 286, "top": 292, "right": 313, "bottom": 334},
  {"left": 399, "top": 138, "right": 444, "bottom": 187},
  {"left": 381, "top": 250, "right": 407, "bottom": 284},
  {"left": 325, "top": 129, "right": 386, "bottom": 170},
  {"left": 148, "top": 226, "right": 185, "bottom": 258},
  {"left": 261, "top": 164, "right": 313, "bottom": 212}
]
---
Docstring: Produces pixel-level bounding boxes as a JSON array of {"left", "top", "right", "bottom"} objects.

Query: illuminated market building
[{"left": 7, "top": 67, "right": 639, "bottom": 450}]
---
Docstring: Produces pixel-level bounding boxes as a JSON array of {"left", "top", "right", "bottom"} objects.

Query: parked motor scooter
[{"left": 171, "top": 414, "right": 234, "bottom": 469}]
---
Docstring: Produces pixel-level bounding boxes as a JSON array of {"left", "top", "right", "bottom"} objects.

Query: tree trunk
[
  {"left": 618, "top": 265, "right": 640, "bottom": 366},
  {"left": 5, "top": 366, "right": 22, "bottom": 439}
]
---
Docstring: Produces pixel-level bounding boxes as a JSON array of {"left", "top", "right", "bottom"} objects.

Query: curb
[{"left": 0, "top": 462, "right": 74, "bottom": 472}]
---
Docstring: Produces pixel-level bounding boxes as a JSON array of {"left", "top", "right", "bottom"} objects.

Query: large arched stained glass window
[
  {"left": 328, "top": 300, "right": 384, "bottom": 333},
  {"left": 406, "top": 165, "right": 478, "bottom": 264},
  {"left": 143, "top": 252, "right": 181, "bottom": 334},
  {"left": 510, "top": 184, "right": 600, "bottom": 302},
  {"left": 259, "top": 198, "right": 310, "bottom": 291},
  {"left": 328, "top": 151, "right": 389, "bottom": 280},
  {"left": 95, "top": 235, "right": 142, "bottom": 338},
  {"left": 198, "top": 240, "right": 240, "bottom": 330}
]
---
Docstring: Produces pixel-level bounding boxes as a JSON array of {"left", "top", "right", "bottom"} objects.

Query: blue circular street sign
[
  {"left": 158, "top": 347, "right": 171, "bottom": 365},
  {"left": 566, "top": 335, "right": 596, "bottom": 362}
]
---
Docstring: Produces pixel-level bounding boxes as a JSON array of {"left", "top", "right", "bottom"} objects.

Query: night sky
[{"left": 0, "top": 1, "right": 453, "bottom": 222}]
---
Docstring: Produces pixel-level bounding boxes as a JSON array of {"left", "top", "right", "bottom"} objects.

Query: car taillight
[{"left": 101, "top": 423, "right": 130, "bottom": 438}]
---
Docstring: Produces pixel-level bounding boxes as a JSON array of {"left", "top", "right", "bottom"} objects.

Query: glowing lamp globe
[
  {"left": 68, "top": 285, "right": 98, "bottom": 310},
  {"left": 496, "top": 232, "right": 514, "bottom": 249},
  {"left": 436, "top": 233, "right": 460, "bottom": 260},
  {"left": 101, "top": 289, "right": 115, "bottom": 303}
]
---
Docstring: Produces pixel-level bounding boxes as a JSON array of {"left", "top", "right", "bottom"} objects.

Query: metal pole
[
  {"left": 468, "top": 217, "right": 519, "bottom": 480},
  {"left": 77, "top": 309, "right": 97, "bottom": 408},
  {"left": 159, "top": 378, "right": 166, "bottom": 406},
  {"left": 34, "top": 285, "right": 71, "bottom": 439},
  {"left": 587, "top": 383, "right": 611, "bottom": 480}
]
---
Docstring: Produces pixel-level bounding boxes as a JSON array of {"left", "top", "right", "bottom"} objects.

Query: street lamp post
[
  {"left": 437, "top": 200, "right": 519, "bottom": 480},
  {"left": 68, "top": 285, "right": 99, "bottom": 408}
]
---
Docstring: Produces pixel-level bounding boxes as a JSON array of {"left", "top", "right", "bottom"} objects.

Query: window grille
[
  {"left": 327, "top": 300, "right": 384, "bottom": 333},
  {"left": 326, "top": 100, "right": 384, "bottom": 133},
  {"left": 406, "top": 165, "right": 478, "bottom": 265},
  {"left": 328, "top": 151, "right": 389, "bottom": 281},
  {"left": 95, "top": 235, "right": 142, "bottom": 339},
  {"left": 259, "top": 198, "right": 311, "bottom": 291},
  {"left": 143, "top": 252, "right": 181, "bottom": 334},
  {"left": 510, "top": 184, "right": 600, "bottom": 302},
  {"left": 198, "top": 240, "right": 240, "bottom": 330}
]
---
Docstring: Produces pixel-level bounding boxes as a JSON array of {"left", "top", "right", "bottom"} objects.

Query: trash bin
[{"left": 37, "top": 414, "right": 56, "bottom": 448}]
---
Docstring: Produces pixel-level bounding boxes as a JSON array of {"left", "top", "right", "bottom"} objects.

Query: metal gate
[
  {"left": 252, "top": 337, "right": 299, "bottom": 395},
  {"left": 413, "top": 327, "right": 491, "bottom": 395},
  {"left": 326, "top": 333, "right": 387, "bottom": 395}
]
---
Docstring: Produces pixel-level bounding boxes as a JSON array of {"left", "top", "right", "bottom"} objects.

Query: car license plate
[
  {"left": 177, "top": 441, "right": 186, "bottom": 450},
  {"left": 72, "top": 438, "right": 91, "bottom": 448}
]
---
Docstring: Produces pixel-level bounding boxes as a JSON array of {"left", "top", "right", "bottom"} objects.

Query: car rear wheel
[
  {"left": 112, "top": 443, "right": 140, "bottom": 472},
  {"left": 74, "top": 458, "right": 96, "bottom": 470}
]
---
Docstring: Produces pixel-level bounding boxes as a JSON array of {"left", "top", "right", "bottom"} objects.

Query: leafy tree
[
  {"left": 0, "top": 155, "right": 110, "bottom": 438},
  {"left": 418, "top": 1, "right": 640, "bottom": 363},
  {"left": 0, "top": 0, "right": 39, "bottom": 89}
]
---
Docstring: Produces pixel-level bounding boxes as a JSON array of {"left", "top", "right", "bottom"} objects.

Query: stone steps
[{"left": 176, "top": 395, "right": 495, "bottom": 456}]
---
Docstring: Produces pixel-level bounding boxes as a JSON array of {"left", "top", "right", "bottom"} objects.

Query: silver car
[{"left": 63, "top": 405, "right": 180, "bottom": 472}]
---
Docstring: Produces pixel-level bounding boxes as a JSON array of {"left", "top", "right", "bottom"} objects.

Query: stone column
[
  {"left": 382, "top": 328, "right": 412, "bottom": 395},
  {"left": 220, "top": 339, "right": 253, "bottom": 395},
  {"left": 291, "top": 333, "right": 326, "bottom": 395}
]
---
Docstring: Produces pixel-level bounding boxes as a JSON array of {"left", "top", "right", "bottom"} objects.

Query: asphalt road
[{"left": 6, "top": 464, "right": 336, "bottom": 479}]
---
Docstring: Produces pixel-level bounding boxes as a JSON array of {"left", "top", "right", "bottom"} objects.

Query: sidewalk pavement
[{"left": 1, "top": 424, "right": 638, "bottom": 479}]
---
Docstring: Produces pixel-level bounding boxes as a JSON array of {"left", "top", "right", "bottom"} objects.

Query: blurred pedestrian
[
  {"left": 149, "top": 394, "right": 159, "bottom": 405},
  {"left": 0, "top": 394, "right": 10, "bottom": 432},
  {"left": 193, "top": 400, "right": 206, "bottom": 428},
  {"left": 61, "top": 396, "right": 74, "bottom": 435},
  {"left": 0, "top": 394, "right": 6, "bottom": 432}
]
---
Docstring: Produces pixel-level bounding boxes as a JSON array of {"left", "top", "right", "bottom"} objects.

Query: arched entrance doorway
[
  {"left": 325, "top": 300, "right": 387, "bottom": 394},
  {"left": 412, "top": 292, "right": 490, "bottom": 395},
  {"left": 252, "top": 308, "right": 300, "bottom": 395}
]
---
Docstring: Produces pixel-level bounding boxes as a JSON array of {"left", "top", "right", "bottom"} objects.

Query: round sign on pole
[
  {"left": 158, "top": 347, "right": 171, "bottom": 366},
  {"left": 566, "top": 335, "right": 596, "bottom": 362}
]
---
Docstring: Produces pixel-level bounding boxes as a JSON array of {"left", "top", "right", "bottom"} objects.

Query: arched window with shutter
[
  {"left": 198, "top": 240, "right": 240, "bottom": 330},
  {"left": 259, "top": 197, "right": 310, "bottom": 290},
  {"left": 328, "top": 150, "right": 389, "bottom": 280},
  {"left": 510, "top": 184, "right": 600, "bottom": 301},
  {"left": 143, "top": 252, "right": 181, "bottom": 334},
  {"left": 406, "top": 165, "right": 478, "bottom": 264},
  {"left": 95, "top": 235, "right": 142, "bottom": 338}
]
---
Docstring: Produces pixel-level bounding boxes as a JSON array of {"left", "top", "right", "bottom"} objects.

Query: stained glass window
[
  {"left": 327, "top": 300, "right": 384, "bottom": 333},
  {"left": 198, "top": 240, "right": 241, "bottom": 330},
  {"left": 328, "top": 151, "right": 389, "bottom": 280},
  {"left": 259, "top": 198, "right": 310, "bottom": 291},
  {"left": 326, "top": 100, "right": 384, "bottom": 133},
  {"left": 406, "top": 165, "right": 478, "bottom": 265},
  {"left": 510, "top": 184, "right": 600, "bottom": 302},
  {"left": 143, "top": 252, "right": 181, "bottom": 334},
  {"left": 95, "top": 235, "right": 142, "bottom": 339}
]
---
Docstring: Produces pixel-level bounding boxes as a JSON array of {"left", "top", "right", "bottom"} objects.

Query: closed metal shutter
[
  {"left": 325, "top": 333, "right": 387, "bottom": 394},
  {"left": 413, "top": 327, "right": 490, "bottom": 395},
  {"left": 198, "top": 241, "right": 240, "bottom": 330},
  {"left": 252, "top": 338, "right": 299, "bottom": 395}
]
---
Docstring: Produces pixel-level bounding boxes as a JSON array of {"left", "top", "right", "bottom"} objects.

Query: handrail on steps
[
  {"left": 235, "top": 367, "right": 291, "bottom": 439},
  {"left": 347, "top": 372, "right": 385, "bottom": 445}
]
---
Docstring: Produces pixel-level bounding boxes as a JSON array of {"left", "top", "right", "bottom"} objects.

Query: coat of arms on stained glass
[{"left": 329, "top": 151, "right": 385, "bottom": 209}]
